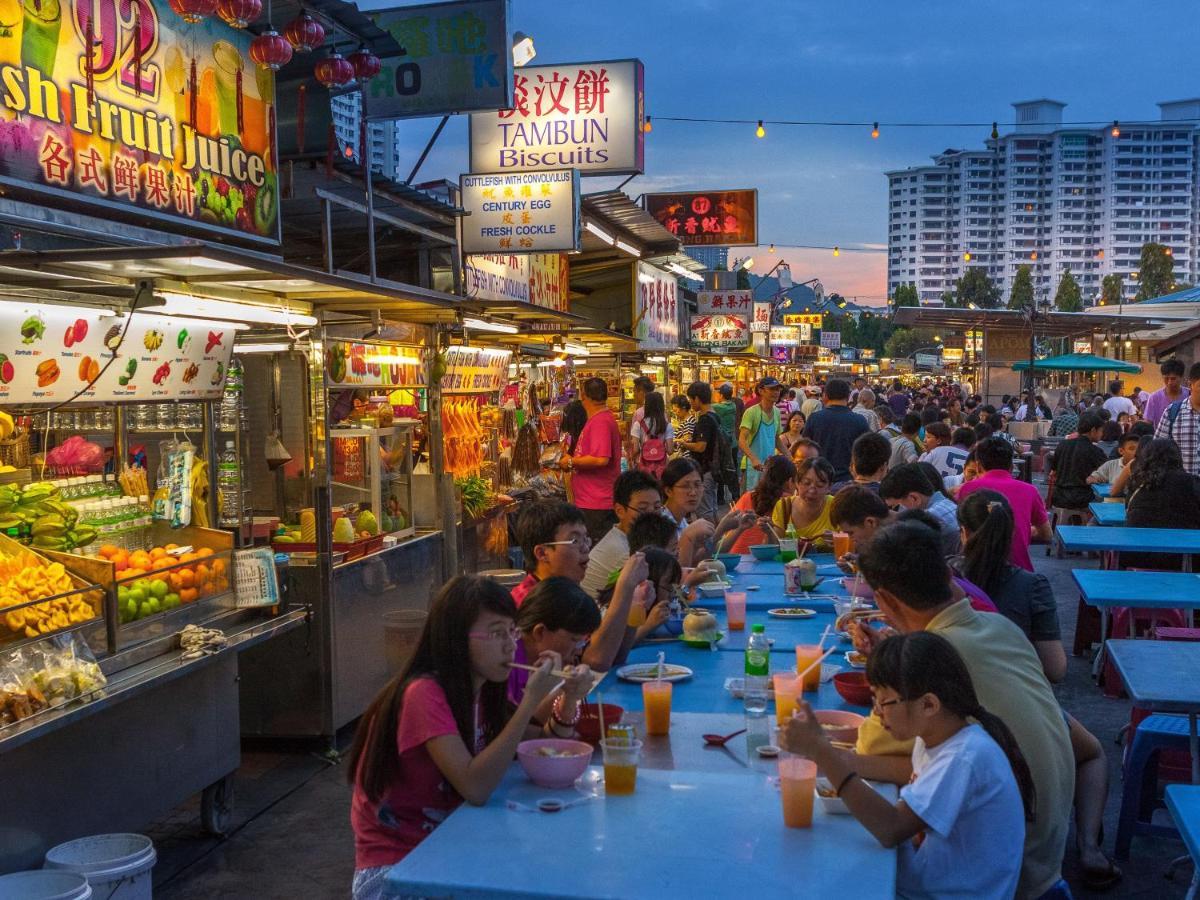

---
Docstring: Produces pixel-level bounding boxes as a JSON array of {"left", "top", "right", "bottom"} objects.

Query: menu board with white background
[
  {"left": 0, "top": 302, "right": 237, "bottom": 405},
  {"left": 464, "top": 253, "right": 570, "bottom": 311},
  {"left": 460, "top": 170, "right": 581, "bottom": 254},
  {"left": 696, "top": 290, "right": 753, "bottom": 316}
]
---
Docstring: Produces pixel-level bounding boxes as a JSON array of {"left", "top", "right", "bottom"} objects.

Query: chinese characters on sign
[
  {"left": 460, "top": 169, "right": 580, "bottom": 253},
  {"left": 366, "top": 0, "right": 513, "bottom": 120},
  {"left": 469, "top": 59, "right": 645, "bottom": 174},
  {"left": 782, "top": 313, "right": 823, "bottom": 327},
  {"left": 820, "top": 330, "right": 842, "bottom": 350},
  {"left": 751, "top": 302, "right": 771, "bottom": 333},
  {"left": 463, "top": 253, "right": 570, "bottom": 311},
  {"left": 644, "top": 189, "right": 758, "bottom": 247},
  {"left": 696, "top": 290, "right": 752, "bottom": 315},
  {"left": 634, "top": 263, "right": 679, "bottom": 351},
  {"left": 690, "top": 314, "right": 750, "bottom": 352},
  {"left": 0, "top": 0, "right": 278, "bottom": 243},
  {"left": 441, "top": 346, "right": 512, "bottom": 392},
  {"left": 768, "top": 326, "right": 800, "bottom": 347}
]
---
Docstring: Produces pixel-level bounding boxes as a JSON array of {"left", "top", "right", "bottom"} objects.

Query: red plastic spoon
[{"left": 703, "top": 728, "right": 747, "bottom": 747}]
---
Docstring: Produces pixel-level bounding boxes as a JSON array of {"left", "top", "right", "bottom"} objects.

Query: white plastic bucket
[
  {"left": 44, "top": 833, "right": 155, "bottom": 900},
  {"left": 0, "top": 870, "right": 92, "bottom": 900}
]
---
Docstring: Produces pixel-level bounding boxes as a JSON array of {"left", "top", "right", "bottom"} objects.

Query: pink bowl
[
  {"left": 813, "top": 709, "right": 866, "bottom": 744},
  {"left": 840, "top": 577, "right": 874, "bottom": 598},
  {"left": 516, "top": 739, "right": 594, "bottom": 788}
]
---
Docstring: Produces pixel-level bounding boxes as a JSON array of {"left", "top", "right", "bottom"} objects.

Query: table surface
[
  {"left": 1088, "top": 502, "right": 1126, "bottom": 526},
  {"left": 1166, "top": 784, "right": 1200, "bottom": 865},
  {"left": 1056, "top": 525, "right": 1200, "bottom": 553},
  {"left": 1106, "top": 640, "right": 1200, "bottom": 712},
  {"left": 1072, "top": 570, "right": 1200, "bottom": 609}
]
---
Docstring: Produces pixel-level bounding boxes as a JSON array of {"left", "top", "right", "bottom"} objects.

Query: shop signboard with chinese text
[
  {"left": 794, "top": 344, "right": 821, "bottom": 359},
  {"left": 0, "top": 302, "right": 235, "bottom": 404},
  {"left": 365, "top": 0, "right": 513, "bottom": 119},
  {"left": 469, "top": 59, "right": 644, "bottom": 175},
  {"left": 644, "top": 189, "right": 757, "bottom": 247},
  {"left": 634, "top": 263, "right": 678, "bottom": 351},
  {"left": 690, "top": 314, "right": 749, "bottom": 352},
  {"left": 820, "top": 330, "right": 841, "bottom": 350},
  {"left": 782, "top": 313, "right": 822, "bottom": 327},
  {"left": 914, "top": 352, "right": 942, "bottom": 370},
  {"left": 940, "top": 347, "right": 964, "bottom": 363},
  {"left": 0, "top": 0, "right": 279, "bottom": 244},
  {"left": 460, "top": 169, "right": 580, "bottom": 253},
  {"left": 768, "top": 326, "right": 800, "bottom": 346},
  {"left": 325, "top": 340, "right": 428, "bottom": 388},
  {"left": 1073, "top": 337, "right": 1093, "bottom": 355},
  {"left": 463, "top": 253, "right": 569, "bottom": 311},
  {"left": 696, "top": 290, "right": 752, "bottom": 315},
  {"left": 750, "top": 301, "right": 771, "bottom": 333},
  {"left": 441, "top": 346, "right": 511, "bottom": 392}
]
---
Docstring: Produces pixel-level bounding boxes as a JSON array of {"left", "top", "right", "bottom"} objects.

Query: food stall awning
[
  {"left": 892, "top": 306, "right": 1181, "bottom": 337},
  {"left": 1011, "top": 353, "right": 1143, "bottom": 374},
  {"left": 0, "top": 243, "right": 466, "bottom": 324}
]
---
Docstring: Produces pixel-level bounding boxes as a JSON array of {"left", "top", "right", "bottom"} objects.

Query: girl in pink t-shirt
[{"left": 347, "top": 576, "right": 589, "bottom": 899}]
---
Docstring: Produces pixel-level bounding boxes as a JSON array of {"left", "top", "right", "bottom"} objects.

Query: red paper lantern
[
  {"left": 283, "top": 11, "right": 324, "bottom": 53},
  {"left": 217, "top": 0, "right": 261, "bottom": 28},
  {"left": 348, "top": 47, "right": 381, "bottom": 82},
  {"left": 249, "top": 28, "right": 292, "bottom": 71},
  {"left": 169, "top": 0, "right": 219, "bottom": 24},
  {"left": 313, "top": 52, "right": 354, "bottom": 88}
]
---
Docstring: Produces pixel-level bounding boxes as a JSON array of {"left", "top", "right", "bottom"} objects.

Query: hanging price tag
[{"left": 233, "top": 547, "right": 281, "bottom": 608}]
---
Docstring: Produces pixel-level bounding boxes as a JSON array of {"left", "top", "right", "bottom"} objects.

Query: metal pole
[
  {"left": 322, "top": 197, "right": 334, "bottom": 274},
  {"left": 406, "top": 115, "right": 450, "bottom": 186}
]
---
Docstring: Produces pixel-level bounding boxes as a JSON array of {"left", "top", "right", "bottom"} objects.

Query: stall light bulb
[
  {"left": 1111, "top": 121, "right": 1120, "bottom": 138},
  {"left": 963, "top": 251, "right": 971, "bottom": 261},
  {"left": 870, "top": 122, "right": 879, "bottom": 139},
  {"left": 990, "top": 122, "right": 999, "bottom": 141},
  {"left": 643, "top": 116, "right": 652, "bottom": 133},
  {"left": 832, "top": 247, "right": 840, "bottom": 257},
  {"left": 755, "top": 120, "right": 765, "bottom": 139}
]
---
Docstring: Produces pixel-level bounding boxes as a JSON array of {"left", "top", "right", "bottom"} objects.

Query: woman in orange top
[{"left": 716, "top": 455, "right": 797, "bottom": 554}]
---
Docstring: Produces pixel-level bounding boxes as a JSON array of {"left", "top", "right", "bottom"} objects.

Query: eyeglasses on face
[
  {"left": 872, "top": 695, "right": 905, "bottom": 713},
  {"left": 469, "top": 625, "right": 521, "bottom": 643},
  {"left": 539, "top": 535, "right": 591, "bottom": 550}
]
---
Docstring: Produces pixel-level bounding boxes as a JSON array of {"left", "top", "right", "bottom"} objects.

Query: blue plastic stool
[
  {"left": 1115, "top": 713, "right": 1192, "bottom": 859},
  {"left": 1034, "top": 879, "right": 1073, "bottom": 900}
]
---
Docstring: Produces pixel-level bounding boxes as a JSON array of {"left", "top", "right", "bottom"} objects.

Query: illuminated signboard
[
  {"left": 469, "top": 59, "right": 644, "bottom": 175},
  {"left": 463, "top": 253, "right": 569, "bottom": 311},
  {"left": 690, "top": 313, "right": 749, "bottom": 352},
  {"left": 696, "top": 290, "right": 752, "bottom": 315},
  {"left": 750, "top": 301, "right": 771, "bottom": 333},
  {"left": 634, "top": 263, "right": 678, "bottom": 351},
  {"left": 782, "top": 313, "right": 823, "bottom": 327},
  {"left": 460, "top": 169, "right": 580, "bottom": 253},
  {"left": 644, "top": 189, "right": 758, "bottom": 247},
  {"left": 0, "top": 0, "right": 278, "bottom": 244}
]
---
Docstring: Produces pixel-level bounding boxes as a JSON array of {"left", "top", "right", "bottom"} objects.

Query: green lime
[
  {"left": 149, "top": 579, "right": 168, "bottom": 599},
  {"left": 22, "top": 0, "right": 60, "bottom": 24}
]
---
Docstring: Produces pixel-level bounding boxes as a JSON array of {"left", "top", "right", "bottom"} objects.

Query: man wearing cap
[{"left": 738, "top": 377, "right": 787, "bottom": 490}]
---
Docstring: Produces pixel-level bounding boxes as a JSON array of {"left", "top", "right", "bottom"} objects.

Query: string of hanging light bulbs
[{"left": 642, "top": 117, "right": 1131, "bottom": 140}]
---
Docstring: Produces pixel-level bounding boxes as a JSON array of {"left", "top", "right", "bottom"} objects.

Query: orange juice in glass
[
  {"left": 832, "top": 531, "right": 852, "bottom": 560},
  {"left": 779, "top": 758, "right": 816, "bottom": 828},
  {"left": 795, "top": 643, "right": 824, "bottom": 691},
  {"left": 772, "top": 673, "right": 801, "bottom": 726},
  {"left": 642, "top": 680, "right": 672, "bottom": 736},
  {"left": 601, "top": 737, "right": 642, "bottom": 795}
]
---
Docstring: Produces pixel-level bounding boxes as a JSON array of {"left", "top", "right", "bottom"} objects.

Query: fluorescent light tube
[
  {"left": 463, "top": 317, "right": 518, "bottom": 334},
  {"left": 150, "top": 292, "right": 318, "bottom": 326}
]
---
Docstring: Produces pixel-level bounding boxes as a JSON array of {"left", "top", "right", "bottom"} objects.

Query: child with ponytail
[{"left": 782, "top": 631, "right": 1033, "bottom": 900}]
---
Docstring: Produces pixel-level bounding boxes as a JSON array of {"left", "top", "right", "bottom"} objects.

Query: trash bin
[
  {"left": 44, "top": 833, "right": 155, "bottom": 900},
  {"left": 0, "top": 871, "right": 92, "bottom": 900},
  {"left": 382, "top": 610, "right": 428, "bottom": 673}
]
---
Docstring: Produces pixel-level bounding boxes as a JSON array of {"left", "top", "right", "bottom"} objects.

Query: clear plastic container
[
  {"left": 156, "top": 403, "right": 175, "bottom": 431},
  {"left": 132, "top": 403, "right": 156, "bottom": 430}
]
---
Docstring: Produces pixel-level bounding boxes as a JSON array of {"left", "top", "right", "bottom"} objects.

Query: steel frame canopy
[{"left": 892, "top": 306, "right": 1181, "bottom": 337}]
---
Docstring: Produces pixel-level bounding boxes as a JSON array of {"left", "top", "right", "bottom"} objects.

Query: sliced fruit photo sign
[
  {"left": 0, "top": 0, "right": 279, "bottom": 244},
  {"left": 0, "top": 302, "right": 236, "bottom": 404}
]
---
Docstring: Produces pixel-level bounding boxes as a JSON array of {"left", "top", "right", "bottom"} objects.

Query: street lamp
[{"left": 1021, "top": 293, "right": 1052, "bottom": 394}]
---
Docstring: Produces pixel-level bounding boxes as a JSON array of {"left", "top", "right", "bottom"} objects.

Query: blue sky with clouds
[{"left": 359, "top": 0, "right": 1197, "bottom": 303}]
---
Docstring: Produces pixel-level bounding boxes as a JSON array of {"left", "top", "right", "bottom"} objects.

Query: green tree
[
  {"left": 735, "top": 266, "right": 751, "bottom": 291},
  {"left": 940, "top": 290, "right": 955, "bottom": 307},
  {"left": 1008, "top": 265, "right": 1034, "bottom": 310},
  {"left": 1135, "top": 242, "right": 1174, "bottom": 301},
  {"left": 891, "top": 283, "right": 919, "bottom": 307},
  {"left": 884, "top": 327, "right": 937, "bottom": 359},
  {"left": 955, "top": 267, "right": 1000, "bottom": 309},
  {"left": 1100, "top": 273, "right": 1124, "bottom": 307},
  {"left": 1054, "top": 269, "right": 1083, "bottom": 311}
]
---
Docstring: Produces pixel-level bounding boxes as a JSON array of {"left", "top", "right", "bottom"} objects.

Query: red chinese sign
[
  {"left": 696, "top": 290, "right": 752, "bottom": 315},
  {"left": 689, "top": 314, "right": 749, "bottom": 352},
  {"left": 644, "top": 189, "right": 758, "bottom": 247},
  {"left": 751, "top": 302, "right": 771, "bottom": 333},
  {"left": 634, "top": 263, "right": 679, "bottom": 351}
]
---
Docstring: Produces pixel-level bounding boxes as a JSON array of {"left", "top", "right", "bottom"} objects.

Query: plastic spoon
[{"left": 702, "top": 728, "right": 748, "bottom": 747}]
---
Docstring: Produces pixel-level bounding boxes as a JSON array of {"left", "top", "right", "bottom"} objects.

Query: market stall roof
[
  {"left": 582, "top": 192, "right": 684, "bottom": 259},
  {"left": 1154, "top": 320, "right": 1200, "bottom": 357},
  {"left": 0, "top": 243, "right": 465, "bottom": 324},
  {"left": 1011, "top": 353, "right": 1143, "bottom": 373},
  {"left": 892, "top": 306, "right": 1179, "bottom": 337}
]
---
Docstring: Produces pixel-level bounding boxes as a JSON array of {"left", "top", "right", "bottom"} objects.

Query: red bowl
[
  {"left": 833, "top": 671, "right": 873, "bottom": 708},
  {"left": 577, "top": 703, "right": 624, "bottom": 743}
]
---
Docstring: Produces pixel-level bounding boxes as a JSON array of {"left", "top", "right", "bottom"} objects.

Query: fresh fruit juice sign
[
  {"left": 0, "top": 302, "right": 236, "bottom": 403},
  {"left": 0, "top": 0, "right": 278, "bottom": 243}
]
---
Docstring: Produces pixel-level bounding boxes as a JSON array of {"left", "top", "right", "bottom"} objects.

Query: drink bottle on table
[{"left": 744, "top": 624, "right": 769, "bottom": 716}]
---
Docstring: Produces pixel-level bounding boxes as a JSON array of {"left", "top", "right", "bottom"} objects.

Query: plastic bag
[{"left": 45, "top": 435, "right": 105, "bottom": 474}]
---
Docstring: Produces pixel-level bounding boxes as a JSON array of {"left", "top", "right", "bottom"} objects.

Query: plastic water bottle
[
  {"left": 138, "top": 495, "right": 151, "bottom": 550},
  {"left": 218, "top": 441, "right": 241, "bottom": 527},
  {"left": 220, "top": 359, "right": 244, "bottom": 431},
  {"left": 744, "top": 624, "right": 770, "bottom": 716}
]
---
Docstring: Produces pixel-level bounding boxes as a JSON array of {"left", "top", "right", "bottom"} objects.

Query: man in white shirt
[
  {"left": 920, "top": 423, "right": 971, "bottom": 480},
  {"left": 852, "top": 388, "right": 882, "bottom": 432},
  {"left": 580, "top": 470, "right": 663, "bottom": 599},
  {"left": 879, "top": 464, "right": 961, "bottom": 556},
  {"left": 1102, "top": 380, "right": 1137, "bottom": 420}
]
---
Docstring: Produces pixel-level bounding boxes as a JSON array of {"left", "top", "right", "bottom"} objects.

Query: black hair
[
  {"left": 1128, "top": 421, "right": 1154, "bottom": 439},
  {"left": 686, "top": 381, "right": 712, "bottom": 404},
  {"left": 1190, "top": 362, "right": 1200, "bottom": 382},
  {"left": 632, "top": 375, "right": 656, "bottom": 395},
  {"left": 973, "top": 422, "right": 994, "bottom": 442},
  {"left": 561, "top": 400, "right": 587, "bottom": 456},
  {"left": 790, "top": 437, "right": 822, "bottom": 461},
  {"left": 900, "top": 412, "right": 922, "bottom": 435},
  {"left": 879, "top": 463, "right": 934, "bottom": 501},
  {"left": 830, "top": 484, "right": 890, "bottom": 529},
  {"left": 1077, "top": 410, "right": 1105, "bottom": 434},
  {"left": 628, "top": 511, "right": 677, "bottom": 553},
  {"left": 347, "top": 576, "right": 516, "bottom": 802},
  {"left": 517, "top": 576, "right": 602, "bottom": 635},
  {"left": 785, "top": 410, "right": 806, "bottom": 431},
  {"left": 895, "top": 507, "right": 943, "bottom": 534},
  {"left": 1161, "top": 359, "right": 1186, "bottom": 378},
  {"left": 857, "top": 520, "right": 953, "bottom": 610},
  {"left": 582, "top": 377, "right": 608, "bottom": 403},
  {"left": 852, "top": 431, "right": 892, "bottom": 478},
  {"left": 718, "top": 382, "right": 734, "bottom": 398},
  {"left": 951, "top": 426, "right": 975, "bottom": 447},
  {"left": 1100, "top": 421, "right": 1122, "bottom": 442},
  {"left": 866, "top": 632, "right": 1036, "bottom": 821},
  {"left": 975, "top": 436, "right": 1014, "bottom": 471},
  {"left": 916, "top": 462, "right": 946, "bottom": 497},
  {"left": 518, "top": 500, "right": 586, "bottom": 572},
  {"left": 1130, "top": 437, "right": 1184, "bottom": 493},
  {"left": 924, "top": 421, "right": 951, "bottom": 443},
  {"left": 795, "top": 456, "right": 835, "bottom": 487},
  {"left": 614, "top": 469, "right": 661, "bottom": 508},
  {"left": 751, "top": 454, "right": 797, "bottom": 517},
  {"left": 670, "top": 393, "right": 691, "bottom": 414},
  {"left": 1108, "top": 379, "right": 1123, "bottom": 395},
  {"left": 641, "top": 391, "right": 668, "bottom": 439},
  {"left": 1118, "top": 431, "right": 1141, "bottom": 447},
  {"left": 643, "top": 546, "right": 682, "bottom": 590},
  {"left": 920, "top": 406, "right": 942, "bottom": 426},
  {"left": 824, "top": 379, "right": 851, "bottom": 401},
  {"left": 661, "top": 456, "right": 700, "bottom": 489},
  {"left": 957, "top": 489, "right": 1013, "bottom": 597}
]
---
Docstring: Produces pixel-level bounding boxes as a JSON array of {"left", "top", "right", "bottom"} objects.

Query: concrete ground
[{"left": 151, "top": 532, "right": 1194, "bottom": 899}]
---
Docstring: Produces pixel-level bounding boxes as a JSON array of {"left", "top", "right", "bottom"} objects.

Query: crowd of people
[{"left": 346, "top": 363, "right": 1200, "bottom": 900}]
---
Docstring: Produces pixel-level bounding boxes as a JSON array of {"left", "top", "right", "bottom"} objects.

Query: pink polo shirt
[
  {"left": 572, "top": 408, "right": 622, "bottom": 511},
  {"left": 958, "top": 469, "right": 1047, "bottom": 572}
]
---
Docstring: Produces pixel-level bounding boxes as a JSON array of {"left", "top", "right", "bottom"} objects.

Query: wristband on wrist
[
  {"left": 552, "top": 693, "right": 581, "bottom": 728},
  {"left": 835, "top": 771, "right": 858, "bottom": 797}
]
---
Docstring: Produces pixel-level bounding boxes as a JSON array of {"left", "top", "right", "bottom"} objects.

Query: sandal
[{"left": 1081, "top": 860, "right": 1123, "bottom": 892}]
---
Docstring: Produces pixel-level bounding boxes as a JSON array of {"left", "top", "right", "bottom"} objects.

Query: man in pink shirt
[
  {"left": 562, "top": 377, "right": 623, "bottom": 542},
  {"left": 958, "top": 437, "right": 1051, "bottom": 571}
]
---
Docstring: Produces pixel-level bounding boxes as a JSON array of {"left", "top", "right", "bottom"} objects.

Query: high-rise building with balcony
[
  {"left": 684, "top": 246, "right": 730, "bottom": 270},
  {"left": 887, "top": 99, "right": 1200, "bottom": 305},
  {"left": 330, "top": 92, "right": 404, "bottom": 178}
]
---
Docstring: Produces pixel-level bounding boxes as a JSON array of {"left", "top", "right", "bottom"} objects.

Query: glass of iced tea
[{"left": 600, "top": 737, "right": 643, "bottom": 795}]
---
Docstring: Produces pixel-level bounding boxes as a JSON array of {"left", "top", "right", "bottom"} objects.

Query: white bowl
[
  {"left": 815, "top": 777, "right": 850, "bottom": 814},
  {"left": 697, "top": 581, "right": 728, "bottom": 598}
]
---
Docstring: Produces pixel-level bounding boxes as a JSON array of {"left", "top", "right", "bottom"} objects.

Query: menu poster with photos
[
  {"left": 325, "top": 340, "right": 429, "bottom": 388},
  {"left": 690, "top": 314, "right": 749, "bottom": 352}
]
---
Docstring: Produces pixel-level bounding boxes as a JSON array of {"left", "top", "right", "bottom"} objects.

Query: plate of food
[
  {"left": 844, "top": 650, "right": 868, "bottom": 669},
  {"left": 679, "top": 631, "right": 725, "bottom": 648},
  {"left": 768, "top": 608, "right": 817, "bottom": 618},
  {"left": 617, "top": 663, "right": 694, "bottom": 683}
]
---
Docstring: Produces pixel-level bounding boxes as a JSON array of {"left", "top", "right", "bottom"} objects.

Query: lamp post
[{"left": 1021, "top": 293, "right": 1051, "bottom": 394}]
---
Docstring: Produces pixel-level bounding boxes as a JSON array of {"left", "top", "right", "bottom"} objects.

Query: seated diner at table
[
  {"left": 508, "top": 577, "right": 600, "bottom": 708},
  {"left": 1123, "top": 437, "right": 1200, "bottom": 570},
  {"left": 956, "top": 436, "right": 1051, "bottom": 572},
  {"left": 659, "top": 457, "right": 715, "bottom": 567},
  {"left": 714, "top": 455, "right": 796, "bottom": 553},
  {"left": 511, "top": 500, "right": 592, "bottom": 606},
  {"left": 596, "top": 547, "right": 683, "bottom": 666},
  {"left": 580, "top": 470, "right": 663, "bottom": 600},
  {"left": 777, "top": 457, "right": 836, "bottom": 540}
]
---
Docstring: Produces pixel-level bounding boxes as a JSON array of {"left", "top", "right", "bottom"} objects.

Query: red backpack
[{"left": 638, "top": 426, "right": 668, "bottom": 478}]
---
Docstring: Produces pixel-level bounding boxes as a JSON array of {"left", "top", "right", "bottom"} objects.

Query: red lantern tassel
[
  {"left": 189, "top": 59, "right": 198, "bottom": 129},
  {"left": 296, "top": 84, "right": 306, "bottom": 154},
  {"left": 326, "top": 122, "right": 334, "bottom": 178},
  {"left": 236, "top": 67, "right": 244, "bottom": 132}
]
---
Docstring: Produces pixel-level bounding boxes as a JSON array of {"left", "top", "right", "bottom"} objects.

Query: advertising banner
[
  {"left": 644, "top": 189, "right": 757, "bottom": 247},
  {"left": 463, "top": 252, "right": 569, "bottom": 311},
  {"left": 469, "top": 59, "right": 644, "bottom": 175},
  {"left": 325, "top": 340, "right": 428, "bottom": 389},
  {"left": 634, "top": 263, "right": 678, "bottom": 351},
  {"left": 695, "top": 289, "right": 752, "bottom": 315},
  {"left": 365, "top": 0, "right": 513, "bottom": 119},
  {"left": 820, "top": 330, "right": 842, "bottom": 350},
  {"left": 768, "top": 326, "right": 800, "bottom": 346},
  {"left": 750, "top": 301, "right": 771, "bottom": 333},
  {"left": 441, "top": 346, "right": 511, "bottom": 392},
  {"left": 460, "top": 169, "right": 580, "bottom": 253},
  {"left": 0, "top": 302, "right": 235, "bottom": 404},
  {"left": 0, "top": 0, "right": 279, "bottom": 243},
  {"left": 690, "top": 313, "right": 749, "bottom": 352},
  {"left": 782, "top": 313, "right": 823, "bottom": 327}
]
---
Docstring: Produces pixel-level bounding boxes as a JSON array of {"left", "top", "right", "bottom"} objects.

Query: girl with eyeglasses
[{"left": 347, "top": 575, "right": 587, "bottom": 900}]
